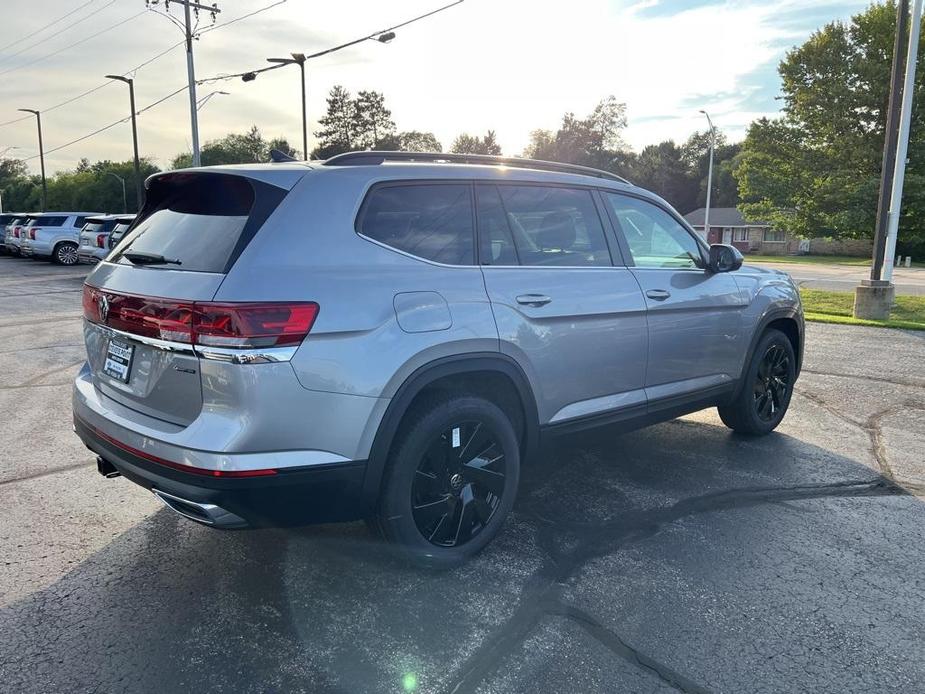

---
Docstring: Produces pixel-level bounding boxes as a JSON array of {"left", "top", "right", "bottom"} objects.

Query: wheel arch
[
  {"left": 731, "top": 307, "right": 804, "bottom": 402},
  {"left": 361, "top": 353, "right": 540, "bottom": 507}
]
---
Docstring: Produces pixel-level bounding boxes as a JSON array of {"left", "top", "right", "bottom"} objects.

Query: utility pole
[
  {"left": 105, "top": 75, "right": 144, "bottom": 210},
  {"left": 17, "top": 109, "right": 46, "bottom": 211},
  {"left": 870, "top": 0, "right": 910, "bottom": 282},
  {"left": 883, "top": 0, "right": 922, "bottom": 283},
  {"left": 854, "top": 0, "right": 922, "bottom": 319},
  {"left": 146, "top": 1, "right": 220, "bottom": 167},
  {"left": 699, "top": 110, "right": 715, "bottom": 243}
]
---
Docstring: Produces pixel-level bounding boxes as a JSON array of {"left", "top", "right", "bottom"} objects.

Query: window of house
[
  {"left": 733, "top": 227, "right": 749, "bottom": 242},
  {"left": 492, "top": 185, "right": 612, "bottom": 267},
  {"left": 605, "top": 193, "right": 702, "bottom": 269},
  {"left": 358, "top": 183, "right": 474, "bottom": 265},
  {"left": 763, "top": 228, "right": 786, "bottom": 243}
]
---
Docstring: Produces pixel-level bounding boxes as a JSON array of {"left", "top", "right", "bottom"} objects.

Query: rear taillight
[
  {"left": 96, "top": 234, "right": 106, "bottom": 248},
  {"left": 82, "top": 286, "right": 318, "bottom": 349},
  {"left": 13, "top": 227, "right": 19, "bottom": 238},
  {"left": 29, "top": 228, "right": 36, "bottom": 239}
]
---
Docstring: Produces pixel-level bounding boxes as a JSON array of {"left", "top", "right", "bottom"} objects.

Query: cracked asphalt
[{"left": 1, "top": 255, "right": 924, "bottom": 694}]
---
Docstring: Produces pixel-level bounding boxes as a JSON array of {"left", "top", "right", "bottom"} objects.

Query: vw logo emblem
[{"left": 98, "top": 294, "right": 109, "bottom": 322}]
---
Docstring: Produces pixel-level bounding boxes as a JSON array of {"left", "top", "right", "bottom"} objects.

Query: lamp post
[
  {"left": 242, "top": 31, "right": 398, "bottom": 161},
  {"left": 106, "top": 172, "right": 127, "bottom": 214},
  {"left": 265, "top": 54, "right": 307, "bottom": 160},
  {"left": 699, "top": 109, "right": 715, "bottom": 244},
  {"left": 17, "top": 109, "right": 46, "bottom": 212},
  {"left": 196, "top": 90, "right": 229, "bottom": 111},
  {"left": 104, "top": 74, "right": 143, "bottom": 211}
]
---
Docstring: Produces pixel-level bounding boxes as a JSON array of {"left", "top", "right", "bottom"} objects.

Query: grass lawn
[
  {"left": 748, "top": 254, "right": 872, "bottom": 266},
  {"left": 799, "top": 288, "right": 925, "bottom": 330}
]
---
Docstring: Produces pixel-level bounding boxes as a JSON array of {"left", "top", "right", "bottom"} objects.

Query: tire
[
  {"left": 54, "top": 242, "right": 79, "bottom": 266},
  {"left": 376, "top": 395, "right": 520, "bottom": 568},
  {"left": 718, "top": 328, "right": 796, "bottom": 435}
]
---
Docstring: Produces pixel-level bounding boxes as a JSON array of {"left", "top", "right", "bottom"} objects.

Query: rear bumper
[
  {"left": 78, "top": 245, "right": 104, "bottom": 263},
  {"left": 75, "top": 416, "right": 369, "bottom": 527}
]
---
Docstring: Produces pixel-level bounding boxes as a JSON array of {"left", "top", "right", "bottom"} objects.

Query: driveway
[
  {"left": 1, "top": 256, "right": 924, "bottom": 693},
  {"left": 749, "top": 260, "right": 925, "bottom": 295}
]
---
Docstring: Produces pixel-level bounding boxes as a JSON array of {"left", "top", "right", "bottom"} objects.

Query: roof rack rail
[{"left": 321, "top": 151, "right": 631, "bottom": 184}]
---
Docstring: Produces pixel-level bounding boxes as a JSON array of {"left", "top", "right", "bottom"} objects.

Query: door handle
[
  {"left": 516, "top": 294, "right": 552, "bottom": 307},
  {"left": 645, "top": 289, "right": 671, "bottom": 301}
]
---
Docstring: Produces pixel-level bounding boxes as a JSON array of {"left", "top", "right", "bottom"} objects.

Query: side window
[
  {"left": 605, "top": 193, "right": 702, "bottom": 269},
  {"left": 74, "top": 216, "right": 88, "bottom": 228},
  {"left": 358, "top": 184, "right": 474, "bottom": 265},
  {"left": 476, "top": 185, "right": 518, "bottom": 265},
  {"left": 496, "top": 185, "right": 611, "bottom": 267}
]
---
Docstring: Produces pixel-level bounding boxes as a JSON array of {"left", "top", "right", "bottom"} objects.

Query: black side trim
[{"left": 362, "top": 353, "right": 540, "bottom": 506}]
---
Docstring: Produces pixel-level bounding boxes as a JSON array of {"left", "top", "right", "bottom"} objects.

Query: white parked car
[
  {"left": 20, "top": 212, "right": 103, "bottom": 264},
  {"left": 78, "top": 214, "right": 135, "bottom": 264},
  {"left": 3, "top": 214, "right": 36, "bottom": 255}
]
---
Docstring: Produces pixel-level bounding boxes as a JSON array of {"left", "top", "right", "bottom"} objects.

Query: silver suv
[
  {"left": 73, "top": 153, "right": 803, "bottom": 565},
  {"left": 21, "top": 212, "right": 102, "bottom": 264},
  {"left": 77, "top": 214, "right": 136, "bottom": 264}
]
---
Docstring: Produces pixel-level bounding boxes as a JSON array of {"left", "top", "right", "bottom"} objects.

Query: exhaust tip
[
  {"left": 152, "top": 489, "right": 248, "bottom": 529},
  {"left": 96, "top": 456, "right": 121, "bottom": 479}
]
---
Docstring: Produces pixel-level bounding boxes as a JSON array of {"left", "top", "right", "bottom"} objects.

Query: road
[
  {"left": 749, "top": 259, "right": 925, "bottom": 295},
  {"left": 1, "top": 256, "right": 924, "bottom": 693}
]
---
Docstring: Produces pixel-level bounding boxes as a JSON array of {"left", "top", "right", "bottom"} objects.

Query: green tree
[
  {"left": 629, "top": 141, "right": 697, "bottom": 213},
  {"left": 313, "top": 86, "right": 357, "bottom": 158},
  {"left": 450, "top": 130, "right": 502, "bottom": 155},
  {"left": 735, "top": 1, "right": 925, "bottom": 254},
  {"left": 354, "top": 90, "right": 396, "bottom": 149},
  {"left": 171, "top": 126, "right": 295, "bottom": 168},
  {"left": 397, "top": 130, "right": 442, "bottom": 152},
  {"left": 523, "top": 96, "right": 628, "bottom": 172}
]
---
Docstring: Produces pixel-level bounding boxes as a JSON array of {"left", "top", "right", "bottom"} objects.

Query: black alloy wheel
[
  {"left": 754, "top": 344, "right": 791, "bottom": 422},
  {"left": 411, "top": 420, "right": 507, "bottom": 547}
]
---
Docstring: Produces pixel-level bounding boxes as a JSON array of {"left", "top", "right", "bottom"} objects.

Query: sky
[{"left": 0, "top": 0, "right": 872, "bottom": 175}]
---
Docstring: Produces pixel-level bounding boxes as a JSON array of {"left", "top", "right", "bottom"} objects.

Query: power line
[
  {"left": 198, "top": 0, "right": 464, "bottom": 85},
  {"left": 0, "top": 10, "right": 148, "bottom": 78},
  {"left": 0, "top": 0, "right": 285, "bottom": 129},
  {"left": 20, "top": 85, "right": 189, "bottom": 161},
  {"left": 0, "top": 0, "right": 120, "bottom": 67},
  {"left": 0, "top": 0, "right": 97, "bottom": 53}
]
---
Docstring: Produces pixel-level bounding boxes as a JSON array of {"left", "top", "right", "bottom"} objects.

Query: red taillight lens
[
  {"left": 97, "top": 234, "right": 106, "bottom": 248},
  {"left": 83, "top": 286, "right": 318, "bottom": 349},
  {"left": 29, "top": 228, "right": 36, "bottom": 239},
  {"left": 13, "top": 227, "right": 19, "bottom": 238}
]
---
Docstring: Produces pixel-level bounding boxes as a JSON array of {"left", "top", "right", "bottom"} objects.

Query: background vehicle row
[{"left": 2, "top": 212, "right": 134, "bottom": 264}]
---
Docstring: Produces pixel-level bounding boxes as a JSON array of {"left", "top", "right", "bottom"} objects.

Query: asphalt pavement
[
  {"left": 1, "top": 255, "right": 924, "bottom": 694},
  {"left": 748, "top": 259, "right": 925, "bottom": 295}
]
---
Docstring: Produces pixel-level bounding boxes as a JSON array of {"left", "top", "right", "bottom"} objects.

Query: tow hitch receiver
[{"left": 96, "top": 456, "right": 121, "bottom": 479}]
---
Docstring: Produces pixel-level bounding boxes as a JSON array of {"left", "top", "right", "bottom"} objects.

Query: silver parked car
[
  {"left": 73, "top": 153, "right": 803, "bottom": 566},
  {"left": 4, "top": 214, "right": 36, "bottom": 255},
  {"left": 78, "top": 214, "right": 136, "bottom": 264},
  {"left": 21, "top": 212, "right": 102, "bottom": 264}
]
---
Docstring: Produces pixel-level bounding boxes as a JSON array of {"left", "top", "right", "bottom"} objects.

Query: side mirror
[{"left": 708, "top": 244, "right": 743, "bottom": 273}]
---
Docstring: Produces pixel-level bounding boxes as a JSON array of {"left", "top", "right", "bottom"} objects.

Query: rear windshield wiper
[{"left": 122, "top": 251, "right": 182, "bottom": 266}]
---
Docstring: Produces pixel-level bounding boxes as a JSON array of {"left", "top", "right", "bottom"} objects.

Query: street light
[
  {"left": 266, "top": 53, "right": 307, "bottom": 160},
  {"left": 699, "top": 109, "right": 716, "bottom": 244},
  {"left": 104, "top": 74, "right": 143, "bottom": 211},
  {"left": 17, "top": 109, "right": 46, "bottom": 212},
  {"left": 106, "top": 172, "right": 127, "bottom": 214},
  {"left": 196, "top": 90, "right": 229, "bottom": 111}
]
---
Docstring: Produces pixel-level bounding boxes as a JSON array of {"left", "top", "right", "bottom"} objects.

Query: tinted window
[
  {"left": 111, "top": 174, "right": 257, "bottom": 273},
  {"left": 496, "top": 185, "right": 611, "bottom": 267},
  {"left": 35, "top": 215, "right": 67, "bottom": 227},
  {"left": 359, "top": 184, "right": 474, "bottom": 265},
  {"left": 476, "top": 185, "right": 518, "bottom": 265},
  {"left": 74, "top": 216, "right": 90, "bottom": 228},
  {"left": 605, "top": 193, "right": 702, "bottom": 269},
  {"left": 0, "top": 215, "right": 14, "bottom": 226}
]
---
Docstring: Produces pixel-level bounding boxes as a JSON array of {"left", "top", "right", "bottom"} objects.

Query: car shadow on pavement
[{"left": 1, "top": 418, "right": 921, "bottom": 694}]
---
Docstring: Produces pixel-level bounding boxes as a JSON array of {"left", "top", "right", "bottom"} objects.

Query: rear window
[
  {"left": 84, "top": 219, "right": 117, "bottom": 235},
  {"left": 357, "top": 183, "right": 475, "bottom": 265},
  {"left": 110, "top": 173, "right": 278, "bottom": 273},
  {"left": 0, "top": 215, "right": 14, "bottom": 226}
]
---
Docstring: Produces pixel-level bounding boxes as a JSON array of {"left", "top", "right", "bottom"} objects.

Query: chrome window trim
[{"left": 87, "top": 321, "right": 298, "bottom": 363}]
